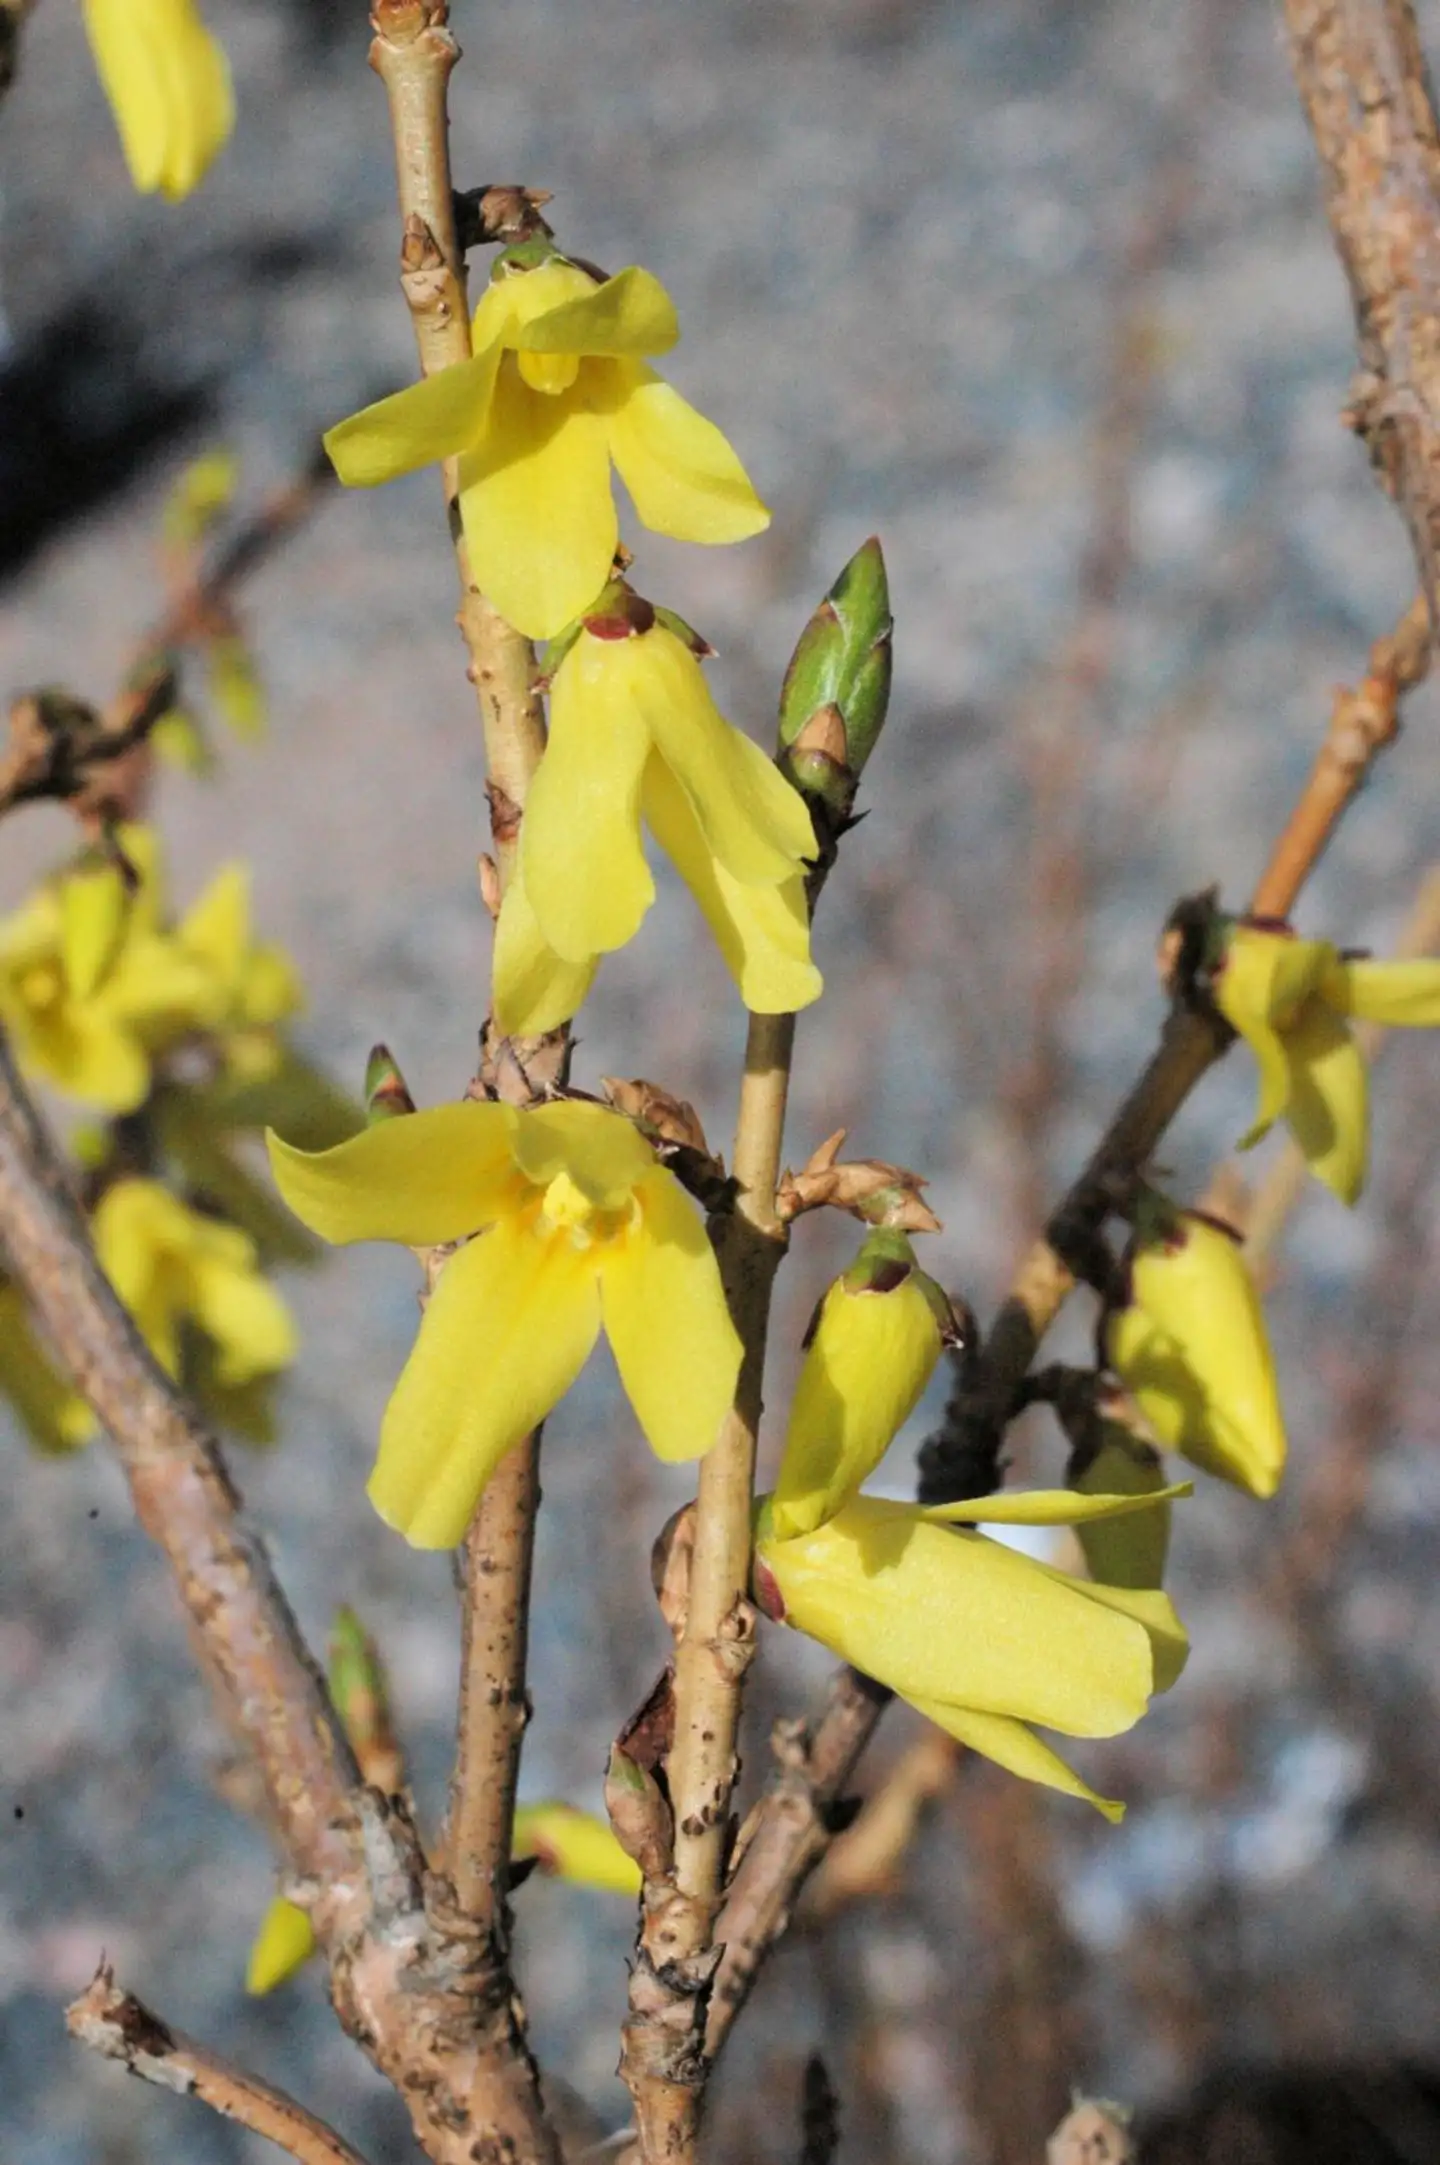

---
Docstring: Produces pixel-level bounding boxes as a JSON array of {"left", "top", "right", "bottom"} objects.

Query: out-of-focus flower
[
  {"left": 0, "top": 853, "right": 215, "bottom": 1112},
  {"left": 324, "top": 248, "right": 769, "bottom": 639},
  {"left": 1211, "top": 916, "right": 1440, "bottom": 1204},
  {"left": 755, "top": 1486, "right": 1187, "bottom": 1820},
  {"left": 92, "top": 1177, "right": 296, "bottom": 1392},
  {"left": 493, "top": 600, "right": 820, "bottom": 1033},
  {"left": 177, "top": 865, "right": 300, "bottom": 1080},
  {"left": 268, "top": 1098, "right": 741, "bottom": 1548},
  {"left": 82, "top": 0, "right": 233, "bottom": 201},
  {"left": 1105, "top": 1193, "right": 1286, "bottom": 1499},
  {"left": 769, "top": 1229, "right": 959, "bottom": 1541}
]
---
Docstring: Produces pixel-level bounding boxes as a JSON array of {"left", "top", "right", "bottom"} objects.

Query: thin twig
[
  {"left": 1284, "top": 0, "right": 1440, "bottom": 616},
  {"left": 619, "top": 1013, "right": 793, "bottom": 2163},
  {"left": 366, "top": 17, "right": 561, "bottom": 2157},
  {"left": 67, "top": 1964, "right": 372, "bottom": 2165}
]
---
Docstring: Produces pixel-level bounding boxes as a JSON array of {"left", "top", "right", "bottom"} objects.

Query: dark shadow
[{"left": 1143, "top": 2065, "right": 1440, "bottom": 2164}]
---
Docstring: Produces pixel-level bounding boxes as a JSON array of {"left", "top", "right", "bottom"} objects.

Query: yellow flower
[
  {"left": 769, "top": 1230, "right": 957, "bottom": 1541},
  {"left": 323, "top": 249, "right": 770, "bottom": 640},
  {"left": 493, "top": 606, "right": 822, "bottom": 1034},
  {"left": 0, "top": 1284, "right": 90, "bottom": 1455},
  {"left": 0, "top": 857, "right": 217, "bottom": 1113},
  {"left": 246, "top": 1801, "right": 636, "bottom": 1993},
  {"left": 176, "top": 864, "right": 300, "bottom": 1080},
  {"left": 1105, "top": 1198, "right": 1286, "bottom": 1499},
  {"left": 1212, "top": 918, "right": 1440, "bottom": 1204},
  {"left": 267, "top": 1099, "right": 742, "bottom": 1548},
  {"left": 82, "top": 0, "right": 233, "bottom": 202},
  {"left": 92, "top": 1178, "right": 296, "bottom": 1392},
  {"left": 755, "top": 1487, "right": 1188, "bottom": 1820}
]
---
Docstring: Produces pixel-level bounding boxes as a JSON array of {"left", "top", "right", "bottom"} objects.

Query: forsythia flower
[
  {"left": 755, "top": 1487, "right": 1188, "bottom": 1821},
  {"left": 493, "top": 600, "right": 822, "bottom": 1033},
  {"left": 92, "top": 1178, "right": 296, "bottom": 1394},
  {"left": 323, "top": 248, "right": 769, "bottom": 640},
  {"left": 0, "top": 1284, "right": 90, "bottom": 1455},
  {"left": 176, "top": 864, "right": 301, "bottom": 1080},
  {"left": 0, "top": 857, "right": 215, "bottom": 1112},
  {"left": 769, "top": 1229, "right": 958, "bottom": 1541},
  {"left": 246, "top": 1802, "right": 638, "bottom": 1993},
  {"left": 267, "top": 1099, "right": 742, "bottom": 1548},
  {"left": 1105, "top": 1196, "right": 1286, "bottom": 1499},
  {"left": 1211, "top": 916, "right": 1440, "bottom": 1204},
  {"left": 82, "top": 0, "right": 233, "bottom": 201}
]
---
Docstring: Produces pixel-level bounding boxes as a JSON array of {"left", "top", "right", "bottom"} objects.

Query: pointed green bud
[
  {"left": 778, "top": 538, "right": 893, "bottom": 814},
  {"left": 364, "top": 1045, "right": 416, "bottom": 1125},
  {"left": 326, "top": 1606, "right": 399, "bottom": 1777},
  {"left": 769, "top": 1230, "right": 960, "bottom": 1541},
  {"left": 245, "top": 1894, "right": 316, "bottom": 1995}
]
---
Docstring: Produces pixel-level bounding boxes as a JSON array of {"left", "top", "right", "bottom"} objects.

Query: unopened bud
[
  {"left": 365, "top": 1045, "right": 416, "bottom": 1124},
  {"left": 778, "top": 538, "right": 892, "bottom": 814}
]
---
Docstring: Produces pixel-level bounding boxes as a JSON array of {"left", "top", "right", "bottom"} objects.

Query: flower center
[
  {"left": 537, "top": 1169, "right": 600, "bottom": 1245},
  {"left": 516, "top": 350, "right": 581, "bottom": 396}
]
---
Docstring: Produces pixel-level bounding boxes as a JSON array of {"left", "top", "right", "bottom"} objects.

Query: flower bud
[
  {"left": 513, "top": 1802, "right": 642, "bottom": 1895},
  {"left": 778, "top": 538, "right": 892, "bottom": 816},
  {"left": 1105, "top": 1194, "right": 1286, "bottom": 1499},
  {"left": 769, "top": 1230, "right": 959, "bottom": 1540},
  {"left": 327, "top": 1607, "right": 403, "bottom": 1793},
  {"left": 365, "top": 1044, "right": 416, "bottom": 1124},
  {"left": 245, "top": 1894, "right": 315, "bottom": 1995}
]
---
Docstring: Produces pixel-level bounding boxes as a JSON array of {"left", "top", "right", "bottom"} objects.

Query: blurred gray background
[{"left": 5, "top": 0, "right": 1440, "bottom": 2159}]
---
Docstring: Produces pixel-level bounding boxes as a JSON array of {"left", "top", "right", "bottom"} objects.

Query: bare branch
[{"left": 66, "top": 1964, "right": 372, "bottom": 2165}]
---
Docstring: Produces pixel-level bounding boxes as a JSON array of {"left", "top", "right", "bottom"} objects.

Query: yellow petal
[
  {"left": 1107, "top": 1214, "right": 1286, "bottom": 1499},
  {"left": 0, "top": 1287, "right": 91, "bottom": 1456},
  {"left": 1214, "top": 924, "right": 1332, "bottom": 1147},
  {"left": 475, "top": 257, "right": 599, "bottom": 341},
  {"left": 513, "top": 1802, "right": 643, "bottom": 1894},
  {"left": 601, "top": 362, "right": 771, "bottom": 543},
  {"left": 630, "top": 629, "right": 817, "bottom": 885},
  {"left": 189, "top": 1253, "right": 297, "bottom": 1385},
  {"left": 267, "top": 1103, "right": 520, "bottom": 1247},
  {"left": 643, "top": 760, "right": 823, "bottom": 1013},
  {"left": 324, "top": 339, "right": 505, "bottom": 487},
  {"left": 1322, "top": 954, "right": 1440, "bottom": 1024},
  {"left": 245, "top": 1896, "right": 316, "bottom": 1995},
  {"left": 508, "top": 1099, "right": 656, "bottom": 1209},
  {"left": 770, "top": 1261, "right": 944, "bottom": 1540},
  {"left": 520, "top": 636, "right": 656, "bottom": 958},
  {"left": 922, "top": 1483, "right": 1190, "bottom": 1528},
  {"left": 178, "top": 862, "right": 248, "bottom": 980},
  {"left": 758, "top": 1497, "right": 1161, "bottom": 1737},
  {"left": 512, "top": 266, "right": 679, "bottom": 359},
  {"left": 491, "top": 858, "right": 601, "bottom": 1036},
  {"left": 598, "top": 1166, "right": 741, "bottom": 1463},
  {"left": 458, "top": 365, "right": 616, "bottom": 641},
  {"left": 369, "top": 1218, "right": 601, "bottom": 1547},
  {"left": 908, "top": 1696, "right": 1124, "bottom": 1821},
  {"left": 1071, "top": 1431, "right": 1172, "bottom": 1590},
  {"left": 59, "top": 865, "right": 128, "bottom": 1001},
  {"left": 1284, "top": 1000, "right": 1368, "bottom": 1206},
  {"left": 32, "top": 1009, "right": 151, "bottom": 1113},
  {"left": 83, "top": 0, "right": 232, "bottom": 201}
]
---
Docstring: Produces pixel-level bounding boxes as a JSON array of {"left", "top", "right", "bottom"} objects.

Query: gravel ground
[{"left": 4, "top": 1, "right": 1440, "bottom": 2160}]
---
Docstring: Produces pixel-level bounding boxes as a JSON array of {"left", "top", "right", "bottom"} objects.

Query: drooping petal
[
  {"left": 601, "top": 361, "right": 771, "bottom": 544},
  {"left": 1322, "top": 954, "right": 1440, "bottom": 1025},
  {"left": 60, "top": 865, "right": 129, "bottom": 1001},
  {"left": 83, "top": 0, "right": 232, "bottom": 201},
  {"left": 758, "top": 1497, "right": 1161, "bottom": 1737},
  {"left": 267, "top": 1104, "right": 520, "bottom": 1248},
  {"left": 368, "top": 1218, "right": 601, "bottom": 1547},
  {"left": 491, "top": 859, "right": 601, "bottom": 1036},
  {"left": 1213, "top": 925, "right": 1333, "bottom": 1147},
  {"left": 647, "top": 757, "right": 822, "bottom": 1016},
  {"left": 324, "top": 339, "right": 505, "bottom": 488},
  {"left": 628, "top": 631, "right": 818, "bottom": 885},
  {"left": 458, "top": 364, "right": 616, "bottom": 641},
  {"left": 907, "top": 1695, "right": 1125, "bottom": 1821},
  {"left": 521, "top": 639, "right": 656, "bottom": 958},
  {"left": 178, "top": 863, "right": 248, "bottom": 979},
  {"left": 599, "top": 1166, "right": 741, "bottom": 1463},
  {"left": 510, "top": 1099, "right": 657, "bottom": 1209},
  {"left": 512, "top": 267, "right": 679, "bottom": 359},
  {"left": 1283, "top": 1000, "right": 1368, "bottom": 1206}
]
